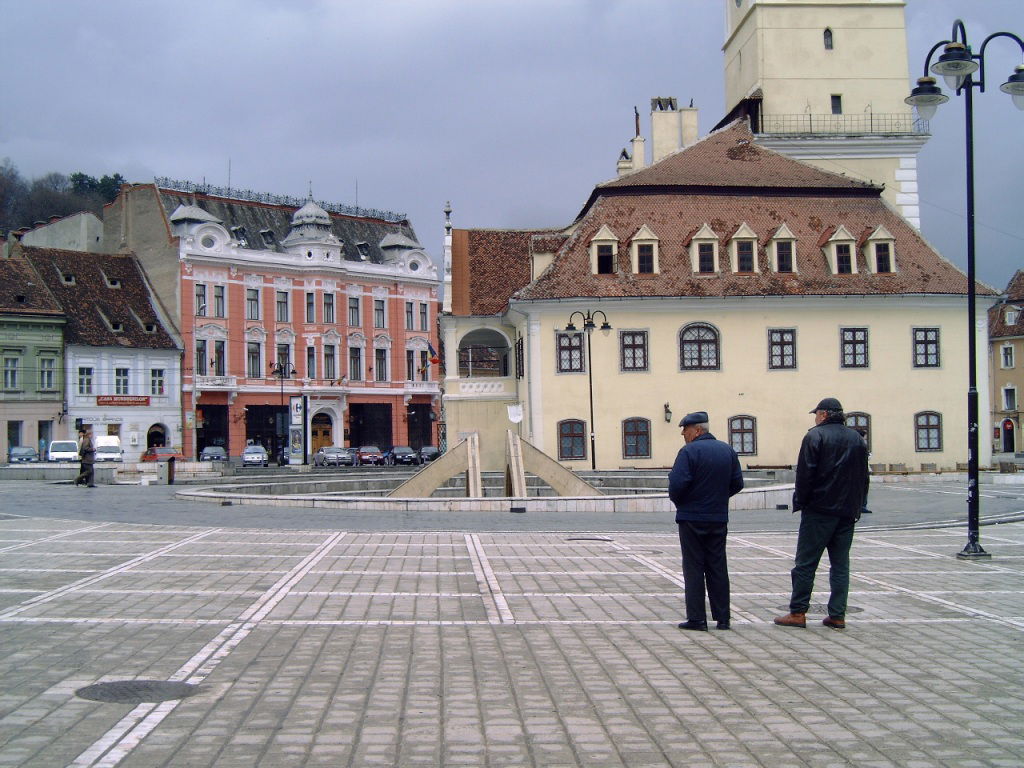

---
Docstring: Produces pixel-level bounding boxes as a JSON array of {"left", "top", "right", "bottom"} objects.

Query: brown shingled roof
[
  {"left": 597, "top": 121, "right": 879, "bottom": 193},
  {"left": 18, "top": 246, "right": 177, "bottom": 348},
  {"left": 1005, "top": 270, "right": 1024, "bottom": 301},
  {"left": 515, "top": 192, "right": 988, "bottom": 301},
  {"left": 451, "top": 229, "right": 557, "bottom": 316},
  {"left": 0, "top": 257, "right": 63, "bottom": 316}
]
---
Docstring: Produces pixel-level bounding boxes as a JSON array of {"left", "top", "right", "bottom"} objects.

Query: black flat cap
[
  {"left": 679, "top": 411, "right": 709, "bottom": 427},
  {"left": 810, "top": 397, "right": 843, "bottom": 413}
]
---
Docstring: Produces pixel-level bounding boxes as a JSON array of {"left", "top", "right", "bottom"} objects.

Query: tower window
[{"left": 824, "top": 28, "right": 833, "bottom": 50}]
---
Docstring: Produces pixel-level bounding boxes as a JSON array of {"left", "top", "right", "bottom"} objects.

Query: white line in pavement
[
  {"left": 0, "top": 529, "right": 222, "bottom": 620},
  {"left": 0, "top": 523, "right": 112, "bottom": 553},
  {"left": 464, "top": 533, "right": 513, "bottom": 624},
  {"left": 69, "top": 530, "right": 347, "bottom": 768}
]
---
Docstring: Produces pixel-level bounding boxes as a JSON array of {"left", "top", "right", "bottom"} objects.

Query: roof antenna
[
  {"left": 634, "top": 106, "right": 640, "bottom": 137},
  {"left": 307, "top": 180, "right": 313, "bottom": 200}
]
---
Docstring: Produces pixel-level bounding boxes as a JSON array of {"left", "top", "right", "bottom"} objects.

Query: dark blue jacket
[{"left": 668, "top": 432, "right": 744, "bottom": 523}]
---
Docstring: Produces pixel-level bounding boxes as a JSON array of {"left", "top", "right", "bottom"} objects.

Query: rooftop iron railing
[
  {"left": 154, "top": 177, "right": 407, "bottom": 223},
  {"left": 758, "top": 113, "right": 929, "bottom": 135}
]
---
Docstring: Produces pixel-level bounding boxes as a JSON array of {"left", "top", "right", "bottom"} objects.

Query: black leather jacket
[{"left": 793, "top": 416, "right": 869, "bottom": 518}]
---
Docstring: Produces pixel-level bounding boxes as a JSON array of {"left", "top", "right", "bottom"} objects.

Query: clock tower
[{"left": 721, "top": 0, "right": 928, "bottom": 227}]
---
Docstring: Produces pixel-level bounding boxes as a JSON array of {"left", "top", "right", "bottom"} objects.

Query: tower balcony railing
[{"left": 758, "top": 112, "right": 929, "bottom": 135}]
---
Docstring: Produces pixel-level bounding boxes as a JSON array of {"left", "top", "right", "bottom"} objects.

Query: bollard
[{"left": 167, "top": 456, "right": 176, "bottom": 485}]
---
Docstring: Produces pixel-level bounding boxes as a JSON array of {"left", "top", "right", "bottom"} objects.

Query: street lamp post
[
  {"left": 564, "top": 309, "right": 612, "bottom": 470},
  {"left": 269, "top": 361, "right": 297, "bottom": 461},
  {"left": 906, "top": 19, "right": 1024, "bottom": 560}
]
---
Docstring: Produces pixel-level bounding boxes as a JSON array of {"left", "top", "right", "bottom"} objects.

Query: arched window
[
  {"left": 558, "top": 419, "right": 586, "bottom": 460},
  {"left": 728, "top": 415, "right": 756, "bottom": 455},
  {"left": 915, "top": 411, "right": 942, "bottom": 452},
  {"left": 622, "top": 418, "right": 651, "bottom": 459},
  {"left": 679, "top": 323, "right": 720, "bottom": 370},
  {"left": 846, "top": 412, "right": 871, "bottom": 453},
  {"left": 824, "top": 28, "right": 834, "bottom": 50}
]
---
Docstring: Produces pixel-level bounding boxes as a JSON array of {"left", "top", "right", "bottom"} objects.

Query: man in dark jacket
[
  {"left": 75, "top": 427, "right": 96, "bottom": 488},
  {"left": 775, "top": 397, "right": 869, "bottom": 630},
  {"left": 669, "top": 411, "right": 744, "bottom": 631}
]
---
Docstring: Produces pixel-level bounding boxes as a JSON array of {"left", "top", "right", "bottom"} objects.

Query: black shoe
[
  {"left": 716, "top": 621, "right": 730, "bottom": 630},
  {"left": 677, "top": 619, "right": 708, "bottom": 631},
  {"left": 87, "top": 484, "right": 97, "bottom": 488}
]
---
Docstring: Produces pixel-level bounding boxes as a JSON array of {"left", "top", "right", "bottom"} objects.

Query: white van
[
  {"left": 48, "top": 440, "right": 80, "bottom": 462},
  {"left": 94, "top": 436, "right": 123, "bottom": 462}
]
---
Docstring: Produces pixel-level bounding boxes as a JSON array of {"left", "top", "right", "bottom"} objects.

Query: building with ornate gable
[
  {"left": 103, "top": 181, "right": 440, "bottom": 460},
  {"left": 441, "top": 120, "right": 996, "bottom": 470}
]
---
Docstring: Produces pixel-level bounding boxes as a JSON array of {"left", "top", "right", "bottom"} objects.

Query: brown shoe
[
  {"left": 823, "top": 616, "right": 846, "bottom": 629},
  {"left": 773, "top": 612, "right": 806, "bottom": 628}
]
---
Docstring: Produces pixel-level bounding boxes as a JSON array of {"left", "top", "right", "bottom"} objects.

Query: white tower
[{"left": 722, "top": 0, "right": 928, "bottom": 227}]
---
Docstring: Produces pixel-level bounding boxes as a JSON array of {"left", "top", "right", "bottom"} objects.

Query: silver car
[{"left": 241, "top": 445, "right": 269, "bottom": 467}]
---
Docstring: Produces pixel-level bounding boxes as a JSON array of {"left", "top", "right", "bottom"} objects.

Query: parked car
[
  {"left": 313, "top": 446, "right": 354, "bottom": 467},
  {"left": 8, "top": 446, "right": 39, "bottom": 463},
  {"left": 418, "top": 445, "right": 441, "bottom": 463},
  {"left": 384, "top": 446, "right": 420, "bottom": 466},
  {"left": 355, "top": 445, "right": 384, "bottom": 466},
  {"left": 140, "top": 447, "right": 185, "bottom": 462},
  {"left": 94, "top": 436, "right": 123, "bottom": 462},
  {"left": 241, "top": 445, "right": 270, "bottom": 467},
  {"left": 48, "top": 440, "right": 80, "bottom": 462},
  {"left": 199, "top": 445, "right": 228, "bottom": 462}
]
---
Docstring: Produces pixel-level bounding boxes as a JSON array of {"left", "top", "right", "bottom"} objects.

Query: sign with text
[{"left": 97, "top": 395, "right": 150, "bottom": 407}]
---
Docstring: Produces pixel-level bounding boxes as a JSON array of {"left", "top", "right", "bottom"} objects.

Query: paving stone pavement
[{"left": 0, "top": 514, "right": 1021, "bottom": 767}]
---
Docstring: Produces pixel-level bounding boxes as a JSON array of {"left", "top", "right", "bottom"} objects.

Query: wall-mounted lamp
[{"left": 663, "top": 403, "right": 673, "bottom": 423}]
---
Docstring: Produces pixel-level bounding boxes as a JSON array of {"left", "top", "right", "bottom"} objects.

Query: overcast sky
[{"left": 1, "top": 0, "right": 1021, "bottom": 290}]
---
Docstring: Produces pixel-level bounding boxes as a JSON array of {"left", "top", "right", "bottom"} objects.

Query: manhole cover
[
  {"left": 776, "top": 604, "right": 864, "bottom": 614},
  {"left": 566, "top": 536, "right": 613, "bottom": 542},
  {"left": 622, "top": 549, "right": 665, "bottom": 555},
  {"left": 75, "top": 680, "right": 200, "bottom": 704}
]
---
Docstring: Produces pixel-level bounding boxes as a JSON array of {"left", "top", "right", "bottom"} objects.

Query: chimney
[
  {"left": 650, "top": 97, "right": 682, "bottom": 162},
  {"left": 616, "top": 148, "right": 634, "bottom": 177},
  {"left": 630, "top": 135, "right": 647, "bottom": 170},
  {"left": 681, "top": 102, "right": 699, "bottom": 148}
]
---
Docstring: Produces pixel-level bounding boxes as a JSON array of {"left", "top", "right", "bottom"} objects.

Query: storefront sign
[{"left": 97, "top": 395, "right": 150, "bottom": 407}]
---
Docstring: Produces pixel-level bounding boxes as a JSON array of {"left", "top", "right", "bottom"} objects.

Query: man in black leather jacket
[{"left": 775, "top": 397, "right": 868, "bottom": 630}]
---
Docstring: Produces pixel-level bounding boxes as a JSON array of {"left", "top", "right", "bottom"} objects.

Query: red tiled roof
[
  {"left": 516, "top": 192, "right": 987, "bottom": 300},
  {"left": 1005, "top": 270, "right": 1024, "bottom": 301},
  {"left": 451, "top": 229, "right": 559, "bottom": 316},
  {"left": 0, "top": 257, "right": 63, "bottom": 316},
  {"left": 18, "top": 246, "right": 177, "bottom": 348},
  {"left": 596, "top": 121, "right": 878, "bottom": 194}
]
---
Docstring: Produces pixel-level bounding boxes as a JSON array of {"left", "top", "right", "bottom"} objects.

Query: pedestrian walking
[
  {"left": 668, "top": 411, "right": 744, "bottom": 631},
  {"left": 775, "top": 397, "right": 869, "bottom": 630},
  {"left": 75, "top": 427, "right": 97, "bottom": 488}
]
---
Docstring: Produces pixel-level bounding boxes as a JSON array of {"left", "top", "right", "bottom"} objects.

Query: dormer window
[
  {"left": 106, "top": 277, "right": 121, "bottom": 288},
  {"left": 769, "top": 225, "right": 798, "bottom": 273},
  {"left": 728, "top": 223, "right": 759, "bottom": 273},
  {"left": 1007, "top": 308, "right": 1019, "bottom": 325},
  {"left": 97, "top": 308, "right": 124, "bottom": 333},
  {"left": 231, "top": 226, "right": 249, "bottom": 247},
  {"left": 863, "top": 226, "right": 896, "bottom": 273},
  {"left": 688, "top": 224, "right": 720, "bottom": 274},
  {"left": 824, "top": 226, "right": 858, "bottom": 275},
  {"left": 355, "top": 242, "right": 370, "bottom": 261},
  {"left": 629, "top": 225, "right": 660, "bottom": 275},
  {"left": 260, "top": 229, "right": 276, "bottom": 248},
  {"left": 59, "top": 269, "right": 75, "bottom": 285},
  {"left": 588, "top": 225, "right": 619, "bottom": 275},
  {"left": 143, "top": 323, "right": 156, "bottom": 334}
]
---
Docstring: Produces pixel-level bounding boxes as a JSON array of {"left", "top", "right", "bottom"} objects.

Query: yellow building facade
[{"left": 441, "top": 122, "right": 994, "bottom": 472}]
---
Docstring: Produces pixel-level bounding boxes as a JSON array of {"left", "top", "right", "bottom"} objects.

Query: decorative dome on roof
[{"left": 291, "top": 199, "right": 332, "bottom": 228}]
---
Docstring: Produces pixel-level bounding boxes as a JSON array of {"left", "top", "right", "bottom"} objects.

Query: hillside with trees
[{"left": 0, "top": 158, "right": 125, "bottom": 232}]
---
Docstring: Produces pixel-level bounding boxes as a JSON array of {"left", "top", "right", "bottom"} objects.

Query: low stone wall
[{"left": 176, "top": 483, "right": 795, "bottom": 513}]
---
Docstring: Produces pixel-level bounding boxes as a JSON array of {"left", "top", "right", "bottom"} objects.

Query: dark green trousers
[{"left": 789, "top": 510, "right": 856, "bottom": 619}]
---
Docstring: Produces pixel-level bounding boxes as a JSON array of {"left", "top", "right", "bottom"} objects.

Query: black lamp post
[
  {"left": 564, "top": 309, "right": 612, "bottom": 470},
  {"left": 269, "top": 361, "right": 297, "bottom": 459},
  {"left": 906, "top": 19, "right": 1024, "bottom": 560}
]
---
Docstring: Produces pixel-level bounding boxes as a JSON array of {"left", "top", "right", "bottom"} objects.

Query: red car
[
  {"left": 355, "top": 445, "right": 384, "bottom": 466},
  {"left": 140, "top": 447, "right": 185, "bottom": 462}
]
